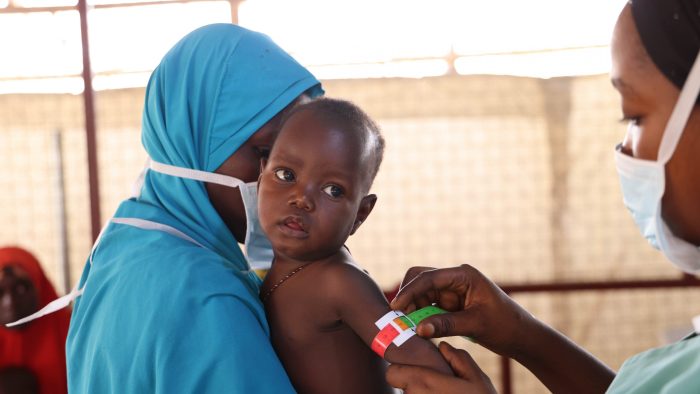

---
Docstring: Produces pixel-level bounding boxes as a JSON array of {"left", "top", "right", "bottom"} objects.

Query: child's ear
[{"left": 350, "top": 194, "right": 377, "bottom": 235}]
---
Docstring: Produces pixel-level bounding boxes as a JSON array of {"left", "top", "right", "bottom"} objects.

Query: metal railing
[{"left": 498, "top": 274, "right": 700, "bottom": 394}]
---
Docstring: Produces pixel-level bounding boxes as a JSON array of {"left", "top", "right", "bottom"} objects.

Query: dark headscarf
[{"left": 632, "top": 0, "right": 700, "bottom": 95}]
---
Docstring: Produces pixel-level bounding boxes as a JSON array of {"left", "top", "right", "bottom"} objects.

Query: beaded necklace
[{"left": 260, "top": 261, "right": 315, "bottom": 303}]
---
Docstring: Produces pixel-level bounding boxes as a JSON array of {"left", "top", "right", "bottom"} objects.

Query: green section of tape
[
  {"left": 406, "top": 306, "right": 474, "bottom": 342},
  {"left": 407, "top": 305, "right": 447, "bottom": 324}
]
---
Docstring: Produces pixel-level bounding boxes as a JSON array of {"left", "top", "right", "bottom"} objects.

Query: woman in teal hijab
[{"left": 66, "top": 24, "right": 322, "bottom": 393}]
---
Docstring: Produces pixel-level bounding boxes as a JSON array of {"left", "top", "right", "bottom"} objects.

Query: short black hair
[
  {"left": 631, "top": 0, "right": 700, "bottom": 94},
  {"left": 283, "top": 97, "right": 385, "bottom": 187}
]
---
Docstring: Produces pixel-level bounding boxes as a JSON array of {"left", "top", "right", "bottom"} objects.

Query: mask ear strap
[
  {"left": 149, "top": 160, "right": 245, "bottom": 188},
  {"left": 5, "top": 283, "right": 83, "bottom": 328},
  {"left": 658, "top": 49, "right": 700, "bottom": 164},
  {"left": 131, "top": 158, "right": 151, "bottom": 198}
]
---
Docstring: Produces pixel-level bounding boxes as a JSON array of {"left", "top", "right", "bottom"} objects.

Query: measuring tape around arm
[{"left": 371, "top": 306, "right": 448, "bottom": 357}]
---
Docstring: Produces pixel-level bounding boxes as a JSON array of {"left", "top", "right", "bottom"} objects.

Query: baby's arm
[{"left": 324, "top": 261, "right": 454, "bottom": 376}]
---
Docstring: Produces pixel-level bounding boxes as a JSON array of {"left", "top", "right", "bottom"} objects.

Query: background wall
[{"left": 1, "top": 74, "right": 697, "bottom": 393}]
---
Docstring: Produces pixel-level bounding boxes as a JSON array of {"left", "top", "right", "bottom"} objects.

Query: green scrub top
[{"left": 606, "top": 333, "right": 700, "bottom": 393}]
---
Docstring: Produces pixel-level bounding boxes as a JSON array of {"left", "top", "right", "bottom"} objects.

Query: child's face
[{"left": 258, "top": 109, "right": 375, "bottom": 261}]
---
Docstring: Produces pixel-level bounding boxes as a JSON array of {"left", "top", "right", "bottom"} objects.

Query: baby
[{"left": 257, "top": 97, "right": 452, "bottom": 393}]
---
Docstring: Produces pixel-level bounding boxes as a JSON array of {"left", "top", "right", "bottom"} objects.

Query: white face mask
[
  {"left": 614, "top": 49, "right": 700, "bottom": 274},
  {"left": 149, "top": 160, "right": 274, "bottom": 271}
]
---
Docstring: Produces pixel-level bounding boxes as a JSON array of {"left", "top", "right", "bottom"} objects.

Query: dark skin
[
  {"left": 0, "top": 266, "right": 38, "bottom": 327},
  {"left": 0, "top": 266, "right": 40, "bottom": 393},
  {"left": 611, "top": 5, "right": 700, "bottom": 245},
  {"left": 258, "top": 107, "right": 453, "bottom": 394},
  {"left": 0, "top": 367, "right": 38, "bottom": 394},
  {"left": 388, "top": 265, "right": 611, "bottom": 394},
  {"left": 387, "top": 342, "right": 496, "bottom": 394},
  {"left": 206, "top": 95, "right": 311, "bottom": 243},
  {"left": 387, "top": 4, "right": 700, "bottom": 393}
]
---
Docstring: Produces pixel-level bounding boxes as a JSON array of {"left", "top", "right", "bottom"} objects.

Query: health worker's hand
[
  {"left": 390, "top": 264, "right": 536, "bottom": 360},
  {"left": 392, "top": 265, "right": 616, "bottom": 394},
  {"left": 386, "top": 342, "right": 496, "bottom": 394}
]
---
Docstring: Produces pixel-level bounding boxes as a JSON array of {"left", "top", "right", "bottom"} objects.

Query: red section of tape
[{"left": 371, "top": 323, "right": 399, "bottom": 358}]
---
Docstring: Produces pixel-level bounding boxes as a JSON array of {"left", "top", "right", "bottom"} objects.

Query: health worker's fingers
[
  {"left": 440, "top": 342, "right": 479, "bottom": 380},
  {"left": 386, "top": 361, "right": 495, "bottom": 394},
  {"left": 434, "top": 290, "right": 462, "bottom": 311},
  {"left": 393, "top": 264, "right": 541, "bottom": 364},
  {"left": 395, "top": 266, "right": 437, "bottom": 312},
  {"left": 391, "top": 266, "right": 471, "bottom": 312},
  {"left": 415, "top": 309, "right": 479, "bottom": 338},
  {"left": 439, "top": 342, "right": 497, "bottom": 393},
  {"left": 399, "top": 266, "right": 436, "bottom": 289},
  {"left": 385, "top": 364, "right": 456, "bottom": 394}
]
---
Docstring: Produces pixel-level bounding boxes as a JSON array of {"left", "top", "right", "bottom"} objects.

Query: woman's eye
[
  {"left": 620, "top": 115, "right": 642, "bottom": 126},
  {"left": 274, "top": 169, "right": 295, "bottom": 182},
  {"left": 256, "top": 147, "right": 271, "bottom": 159},
  {"left": 323, "top": 185, "right": 343, "bottom": 198}
]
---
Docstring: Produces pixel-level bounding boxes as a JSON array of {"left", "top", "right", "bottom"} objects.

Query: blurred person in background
[
  {"left": 386, "top": 0, "right": 700, "bottom": 393},
  {"left": 0, "top": 246, "right": 69, "bottom": 394}
]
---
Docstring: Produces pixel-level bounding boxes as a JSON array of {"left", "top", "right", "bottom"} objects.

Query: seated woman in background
[{"left": 0, "top": 247, "right": 70, "bottom": 394}]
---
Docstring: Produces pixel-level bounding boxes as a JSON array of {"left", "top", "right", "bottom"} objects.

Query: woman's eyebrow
[{"left": 611, "top": 77, "right": 639, "bottom": 97}]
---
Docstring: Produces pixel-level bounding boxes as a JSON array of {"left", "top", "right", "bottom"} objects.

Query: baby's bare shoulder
[
  {"left": 320, "top": 254, "right": 372, "bottom": 285},
  {"left": 315, "top": 254, "right": 386, "bottom": 310}
]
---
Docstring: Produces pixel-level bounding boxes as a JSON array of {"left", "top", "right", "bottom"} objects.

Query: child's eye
[
  {"left": 322, "top": 185, "right": 343, "bottom": 198},
  {"left": 274, "top": 169, "right": 295, "bottom": 182}
]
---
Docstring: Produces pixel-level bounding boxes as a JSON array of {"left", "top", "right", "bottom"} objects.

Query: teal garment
[
  {"left": 66, "top": 24, "right": 322, "bottom": 393},
  {"left": 606, "top": 334, "right": 700, "bottom": 394}
]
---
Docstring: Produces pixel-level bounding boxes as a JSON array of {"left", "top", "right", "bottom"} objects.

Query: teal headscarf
[{"left": 120, "top": 23, "right": 323, "bottom": 271}]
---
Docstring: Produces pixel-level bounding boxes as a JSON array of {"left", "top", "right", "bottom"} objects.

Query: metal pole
[
  {"left": 53, "top": 130, "right": 71, "bottom": 294},
  {"left": 501, "top": 276, "right": 700, "bottom": 294},
  {"left": 500, "top": 356, "right": 512, "bottom": 394},
  {"left": 1, "top": 0, "right": 221, "bottom": 14},
  {"left": 229, "top": 0, "right": 242, "bottom": 24},
  {"left": 77, "top": 0, "right": 101, "bottom": 242}
]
